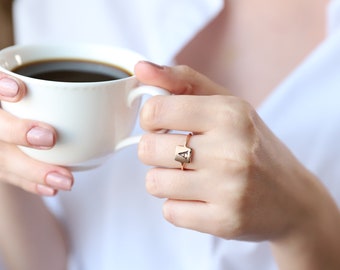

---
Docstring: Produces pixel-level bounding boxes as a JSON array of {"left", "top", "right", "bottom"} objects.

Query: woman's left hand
[{"left": 134, "top": 61, "right": 340, "bottom": 246}]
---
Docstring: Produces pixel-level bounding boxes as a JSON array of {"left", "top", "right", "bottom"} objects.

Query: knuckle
[
  {"left": 145, "top": 170, "right": 161, "bottom": 196},
  {"left": 216, "top": 140, "right": 254, "bottom": 178},
  {"left": 176, "top": 65, "right": 196, "bottom": 79},
  {"left": 214, "top": 98, "right": 260, "bottom": 166},
  {"left": 176, "top": 65, "right": 198, "bottom": 94},
  {"left": 210, "top": 206, "right": 247, "bottom": 239},
  {"left": 214, "top": 96, "right": 255, "bottom": 127},
  {"left": 162, "top": 200, "right": 177, "bottom": 224},
  {"left": 138, "top": 134, "right": 156, "bottom": 163},
  {"left": 140, "top": 96, "right": 165, "bottom": 130},
  {"left": 219, "top": 157, "right": 247, "bottom": 178}
]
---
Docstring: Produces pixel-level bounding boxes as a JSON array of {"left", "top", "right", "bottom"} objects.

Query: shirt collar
[{"left": 328, "top": 0, "right": 340, "bottom": 34}]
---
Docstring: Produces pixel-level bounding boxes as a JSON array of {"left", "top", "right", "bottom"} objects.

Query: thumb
[{"left": 134, "top": 61, "right": 227, "bottom": 96}]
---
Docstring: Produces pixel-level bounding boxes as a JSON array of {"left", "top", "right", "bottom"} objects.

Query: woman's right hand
[{"left": 0, "top": 73, "right": 74, "bottom": 196}]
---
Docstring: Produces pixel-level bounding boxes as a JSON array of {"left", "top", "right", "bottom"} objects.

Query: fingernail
[
  {"left": 0, "top": 77, "right": 19, "bottom": 97},
  {"left": 45, "top": 172, "right": 73, "bottom": 191},
  {"left": 27, "top": 126, "right": 55, "bottom": 148},
  {"left": 140, "top": 60, "right": 165, "bottom": 70},
  {"left": 36, "top": 184, "right": 56, "bottom": 196}
]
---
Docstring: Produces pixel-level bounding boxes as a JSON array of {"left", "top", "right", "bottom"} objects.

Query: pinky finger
[
  {"left": 35, "top": 184, "right": 58, "bottom": 196},
  {"left": 163, "top": 200, "right": 243, "bottom": 240},
  {"left": 2, "top": 173, "right": 57, "bottom": 196},
  {"left": 162, "top": 199, "right": 214, "bottom": 233}
]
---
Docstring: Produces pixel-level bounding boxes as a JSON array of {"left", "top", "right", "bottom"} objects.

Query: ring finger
[{"left": 139, "top": 132, "right": 206, "bottom": 170}]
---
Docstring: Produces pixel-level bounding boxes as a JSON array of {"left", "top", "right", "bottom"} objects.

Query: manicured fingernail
[
  {"left": 140, "top": 60, "right": 165, "bottom": 70},
  {"left": 36, "top": 184, "right": 56, "bottom": 196},
  {"left": 0, "top": 77, "right": 19, "bottom": 97},
  {"left": 45, "top": 172, "right": 73, "bottom": 191},
  {"left": 27, "top": 127, "right": 55, "bottom": 148}
]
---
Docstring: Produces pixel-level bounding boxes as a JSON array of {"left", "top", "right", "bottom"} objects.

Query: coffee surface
[{"left": 12, "top": 59, "right": 131, "bottom": 82}]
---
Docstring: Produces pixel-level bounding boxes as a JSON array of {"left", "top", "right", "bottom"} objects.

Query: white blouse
[{"left": 7, "top": 0, "right": 340, "bottom": 269}]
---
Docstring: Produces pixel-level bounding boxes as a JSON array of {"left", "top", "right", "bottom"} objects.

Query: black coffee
[{"left": 12, "top": 59, "right": 132, "bottom": 82}]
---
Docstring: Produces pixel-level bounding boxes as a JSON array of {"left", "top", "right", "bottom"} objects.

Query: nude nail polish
[
  {"left": 36, "top": 184, "right": 56, "bottom": 196},
  {"left": 26, "top": 127, "right": 55, "bottom": 148},
  {"left": 0, "top": 77, "right": 19, "bottom": 97},
  {"left": 45, "top": 172, "right": 73, "bottom": 191}
]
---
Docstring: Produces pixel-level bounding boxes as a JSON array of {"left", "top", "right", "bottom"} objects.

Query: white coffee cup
[{"left": 0, "top": 44, "right": 169, "bottom": 170}]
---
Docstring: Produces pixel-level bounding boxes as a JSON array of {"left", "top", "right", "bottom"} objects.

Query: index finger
[{"left": 134, "top": 61, "right": 227, "bottom": 96}]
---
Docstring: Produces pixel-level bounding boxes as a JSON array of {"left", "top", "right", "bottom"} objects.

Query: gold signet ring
[{"left": 175, "top": 133, "right": 193, "bottom": 170}]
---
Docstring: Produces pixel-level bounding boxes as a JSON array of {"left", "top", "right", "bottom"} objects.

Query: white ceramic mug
[{"left": 0, "top": 44, "right": 169, "bottom": 170}]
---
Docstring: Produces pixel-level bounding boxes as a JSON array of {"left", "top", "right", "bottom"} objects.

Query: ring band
[{"left": 175, "top": 133, "right": 193, "bottom": 170}]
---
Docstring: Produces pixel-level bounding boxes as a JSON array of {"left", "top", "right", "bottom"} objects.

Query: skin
[
  {"left": 176, "top": 0, "right": 328, "bottom": 107},
  {"left": 0, "top": 1, "right": 70, "bottom": 269},
  {"left": 0, "top": 0, "right": 339, "bottom": 269},
  {"left": 135, "top": 62, "right": 340, "bottom": 269},
  {"left": 0, "top": 182, "right": 69, "bottom": 270}
]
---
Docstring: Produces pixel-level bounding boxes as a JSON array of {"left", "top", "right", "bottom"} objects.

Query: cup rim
[{"left": 0, "top": 43, "right": 145, "bottom": 86}]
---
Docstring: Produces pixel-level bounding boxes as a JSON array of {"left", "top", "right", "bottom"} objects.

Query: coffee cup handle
[{"left": 114, "top": 85, "right": 170, "bottom": 152}]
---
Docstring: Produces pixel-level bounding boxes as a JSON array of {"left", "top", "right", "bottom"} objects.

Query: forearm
[
  {"left": 271, "top": 209, "right": 340, "bottom": 269},
  {"left": 0, "top": 3, "right": 68, "bottom": 267},
  {"left": 0, "top": 182, "right": 68, "bottom": 270},
  {"left": 0, "top": 0, "right": 15, "bottom": 49}
]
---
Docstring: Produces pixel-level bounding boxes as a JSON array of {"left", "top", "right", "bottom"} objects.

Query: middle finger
[{"left": 140, "top": 95, "right": 220, "bottom": 133}]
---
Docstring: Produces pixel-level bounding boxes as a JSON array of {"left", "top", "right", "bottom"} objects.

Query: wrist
[{"left": 270, "top": 177, "right": 340, "bottom": 270}]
